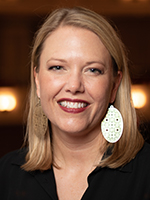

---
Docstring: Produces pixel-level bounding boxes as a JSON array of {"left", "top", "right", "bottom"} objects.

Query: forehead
[
  {"left": 44, "top": 26, "right": 103, "bottom": 48},
  {"left": 41, "top": 26, "right": 111, "bottom": 61}
]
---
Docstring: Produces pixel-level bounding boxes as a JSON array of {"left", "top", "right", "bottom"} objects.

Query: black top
[{"left": 0, "top": 143, "right": 150, "bottom": 200}]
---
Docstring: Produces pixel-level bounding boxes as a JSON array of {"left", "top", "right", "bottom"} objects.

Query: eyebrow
[
  {"left": 86, "top": 61, "right": 105, "bottom": 67},
  {"left": 46, "top": 58, "right": 106, "bottom": 67},
  {"left": 46, "top": 58, "right": 67, "bottom": 64}
]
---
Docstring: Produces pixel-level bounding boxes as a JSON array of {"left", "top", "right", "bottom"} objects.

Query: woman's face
[{"left": 35, "top": 26, "right": 122, "bottom": 138}]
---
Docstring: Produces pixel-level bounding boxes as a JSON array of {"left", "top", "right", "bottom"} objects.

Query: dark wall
[{"left": 0, "top": 14, "right": 150, "bottom": 158}]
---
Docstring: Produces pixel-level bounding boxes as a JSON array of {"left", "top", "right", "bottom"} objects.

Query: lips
[{"left": 57, "top": 98, "right": 89, "bottom": 113}]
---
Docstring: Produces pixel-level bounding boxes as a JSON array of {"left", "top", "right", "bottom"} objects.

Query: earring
[
  {"left": 33, "top": 98, "right": 48, "bottom": 138},
  {"left": 101, "top": 105, "right": 123, "bottom": 143}
]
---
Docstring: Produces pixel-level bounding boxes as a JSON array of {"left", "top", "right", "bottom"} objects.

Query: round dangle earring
[{"left": 101, "top": 105, "right": 123, "bottom": 143}]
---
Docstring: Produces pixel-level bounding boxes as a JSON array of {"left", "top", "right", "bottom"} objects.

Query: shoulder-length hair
[{"left": 22, "top": 7, "right": 144, "bottom": 171}]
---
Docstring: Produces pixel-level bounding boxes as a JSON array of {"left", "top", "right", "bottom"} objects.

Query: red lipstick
[{"left": 57, "top": 98, "right": 89, "bottom": 113}]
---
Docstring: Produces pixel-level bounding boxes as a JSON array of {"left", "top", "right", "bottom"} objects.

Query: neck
[{"left": 52, "top": 127, "right": 106, "bottom": 170}]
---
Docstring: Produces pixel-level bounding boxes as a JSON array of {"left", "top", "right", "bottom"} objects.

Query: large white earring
[{"left": 101, "top": 105, "right": 123, "bottom": 143}]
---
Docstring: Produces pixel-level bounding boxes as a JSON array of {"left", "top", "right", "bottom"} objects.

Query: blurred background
[{"left": 0, "top": 0, "right": 150, "bottom": 158}]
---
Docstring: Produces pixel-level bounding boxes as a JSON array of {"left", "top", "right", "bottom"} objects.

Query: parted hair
[{"left": 22, "top": 7, "right": 144, "bottom": 171}]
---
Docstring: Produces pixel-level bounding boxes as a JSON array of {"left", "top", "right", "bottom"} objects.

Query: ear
[
  {"left": 34, "top": 67, "right": 40, "bottom": 98},
  {"left": 110, "top": 71, "right": 122, "bottom": 103}
]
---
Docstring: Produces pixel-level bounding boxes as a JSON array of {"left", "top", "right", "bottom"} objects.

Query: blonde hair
[{"left": 22, "top": 7, "right": 144, "bottom": 171}]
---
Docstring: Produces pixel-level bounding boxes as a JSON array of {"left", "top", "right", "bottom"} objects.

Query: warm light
[
  {"left": 131, "top": 86, "right": 147, "bottom": 109},
  {"left": 0, "top": 94, "right": 16, "bottom": 111},
  {"left": 122, "top": 0, "right": 148, "bottom": 1},
  {"left": 121, "top": 0, "right": 148, "bottom": 2}
]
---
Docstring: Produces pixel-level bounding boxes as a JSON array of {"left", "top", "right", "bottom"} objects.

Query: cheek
[
  {"left": 39, "top": 75, "right": 65, "bottom": 100},
  {"left": 87, "top": 79, "right": 113, "bottom": 103}
]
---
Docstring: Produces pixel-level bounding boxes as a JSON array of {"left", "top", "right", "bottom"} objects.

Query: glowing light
[
  {"left": 131, "top": 86, "right": 147, "bottom": 109},
  {"left": 122, "top": 0, "right": 148, "bottom": 2},
  {"left": 0, "top": 94, "right": 16, "bottom": 111}
]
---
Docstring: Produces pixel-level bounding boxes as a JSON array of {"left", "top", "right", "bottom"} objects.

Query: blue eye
[
  {"left": 49, "top": 66, "right": 63, "bottom": 70},
  {"left": 89, "top": 68, "right": 103, "bottom": 74}
]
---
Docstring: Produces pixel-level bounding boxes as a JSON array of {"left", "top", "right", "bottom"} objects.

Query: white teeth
[{"left": 59, "top": 101, "right": 87, "bottom": 109}]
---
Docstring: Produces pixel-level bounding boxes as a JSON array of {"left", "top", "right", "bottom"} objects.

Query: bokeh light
[
  {"left": 131, "top": 86, "right": 147, "bottom": 109},
  {"left": 0, "top": 93, "right": 17, "bottom": 111}
]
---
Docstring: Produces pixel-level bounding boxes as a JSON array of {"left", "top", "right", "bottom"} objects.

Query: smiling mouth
[{"left": 58, "top": 101, "right": 88, "bottom": 109}]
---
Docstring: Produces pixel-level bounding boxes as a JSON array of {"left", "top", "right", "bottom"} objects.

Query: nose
[{"left": 65, "top": 72, "right": 85, "bottom": 94}]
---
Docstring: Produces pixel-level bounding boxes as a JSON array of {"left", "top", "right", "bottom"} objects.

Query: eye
[
  {"left": 89, "top": 68, "right": 103, "bottom": 74},
  {"left": 49, "top": 66, "right": 63, "bottom": 70}
]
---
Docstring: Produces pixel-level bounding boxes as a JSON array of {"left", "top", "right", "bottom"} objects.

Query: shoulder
[
  {"left": 116, "top": 142, "right": 150, "bottom": 174},
  {"left": 137, "top": 142, "right": 150, "bottom": 160},
  {"left": 0, "top": 148, "right": 28, "bottom": 193},
  {"left": 0, "top": 148, "right": 27, "bottom": 173},
  {"left": 126, "top": 142, "right": 150, "bottom": 179},
  {"left": 0, "top": 149, "right": 56, "bottom": 199},
  {"left": 135, "top": 142, "right": 150, "bottom": 166}
]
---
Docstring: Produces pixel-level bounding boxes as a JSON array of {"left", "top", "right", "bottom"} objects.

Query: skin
[{"left": 34, "top": 26, "right": 122, "bottom": 200}]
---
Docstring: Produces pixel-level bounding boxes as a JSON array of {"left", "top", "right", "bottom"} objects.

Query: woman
[{"left": 0, "top": 7, "right": 150, "bottom": 200}]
